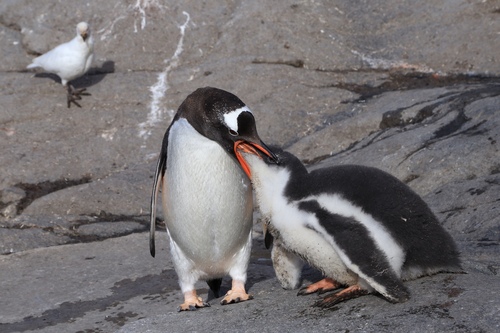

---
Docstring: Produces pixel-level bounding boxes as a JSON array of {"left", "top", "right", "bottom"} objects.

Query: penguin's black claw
[
  {"left": 298, "top": 278, "right": 343, "bottom": 296},
  {"left": 220, "top": 298, "right": 235, "bottom": 305},
  {"left": 298, "top": 286, "right": 333, "bottom": 296},
  {"left": 313, "top": 285, "right": 369, "bottom": 308},
  {"left": 297, "top": 286, "right": 312, "bottom": 296},
  {"left": 177, "top": 301, "right": 210, "bottom": 312},
  {"left": 177, "top": 293, "right": 211, "bottom": 312},
  {"left": 220, "top": 291, "right": 253, "bottom": 305},
  {"left": 177, "top": 304, "right": 199, "bottom": 312}
]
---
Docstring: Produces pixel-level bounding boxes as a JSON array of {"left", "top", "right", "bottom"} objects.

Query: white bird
[{"left": 27, "top": 22, "right": 94, "bottom": 108}]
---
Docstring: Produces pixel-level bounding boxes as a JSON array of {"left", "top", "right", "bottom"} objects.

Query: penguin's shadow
[{"left": 33, "top": 60, "right": 115, "bottom": 90}]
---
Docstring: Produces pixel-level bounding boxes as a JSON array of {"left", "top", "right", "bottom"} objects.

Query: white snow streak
[
  {"left": 97, "top": 0, "right": 165, "bottom": 40},
  {"left": 138, "top": 11, "right": 191, "bottom": 139}
]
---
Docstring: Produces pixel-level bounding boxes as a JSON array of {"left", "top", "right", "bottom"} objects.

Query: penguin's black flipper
[
  {"left": 149, "top": 128, "right": 170, "bottom": 258},
  {"left": 207, "top": 278, "right": 223, "bottom": 298}
]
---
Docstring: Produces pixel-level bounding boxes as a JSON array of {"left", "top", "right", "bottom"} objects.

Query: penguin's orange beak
[{"left": 234, "top": 140, "right": 275, "bottom": 179}]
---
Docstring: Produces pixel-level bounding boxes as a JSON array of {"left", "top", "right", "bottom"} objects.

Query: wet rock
[
  {"left": 77, "top": 221, "right": 145, "bottom": 239},
  {"left": 21, "top": 163, "right": 153, "bottom": 217},
  {"left": 306, "top": 84, "right": 500, "bottom": 197},
  {"left": 429, "top": 174, "right": 500, "bottom": 242},
  {"left": 0, "top": 226, "right": 73, "bottom": 255}
]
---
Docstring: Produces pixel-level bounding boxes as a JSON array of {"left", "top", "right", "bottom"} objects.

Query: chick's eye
[{"left": 229, "top": 129, "right": 238, "bottom": 136}]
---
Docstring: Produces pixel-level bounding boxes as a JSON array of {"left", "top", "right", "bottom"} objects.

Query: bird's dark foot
[
  {"left": 67, "top": 93, "right": 82, "bottom": 108},
  {"left": 66, "top": 85, "right": 91, "bottom": 108},
  {"left": 313, "top": 284, "right": 369, "bottom": 308},
  {"left": 177, "top": 291, "right": 210, "bottom": 312},
  {"left": 220, "top": 279, "right": 253, "bottom": 305},
  {"left": 298, "top": 277, "right": 343, "bottom": 296}
]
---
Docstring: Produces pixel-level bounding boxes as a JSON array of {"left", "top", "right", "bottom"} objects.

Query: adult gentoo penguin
[
  {"left": 234, "top": 142, "right": 462, "bottom": 307},
  {"left": 150, "top": 87, "right": 277, "bottom": 311}
]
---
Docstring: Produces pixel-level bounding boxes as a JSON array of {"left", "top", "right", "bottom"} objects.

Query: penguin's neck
[{"left": 245, "top": 155, "right": 292, "bottom": 218}]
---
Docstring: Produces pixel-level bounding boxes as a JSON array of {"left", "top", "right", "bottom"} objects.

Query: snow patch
[{"left": 138, "top": 11, "right": 191, "bottom": 139}]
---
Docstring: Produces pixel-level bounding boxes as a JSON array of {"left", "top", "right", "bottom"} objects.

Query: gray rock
[
  {"left": 118, "top": 271, "right": 499, "bottom": 333},
  {"left": 21, "top": 163, "right": 153, "bottom": 217},
  {"left": 77, "top": 221, "right": 145, "bottom": 238},
  {"left": 0, "top": 233, "right": 498, "bottom": 333},
  {"left": 307, "top": 84, "right": 500, "bottom": 197},
  {"left": 0, "top": 0, "right": 499, "bottom": 332},
  {"left": 0, "top": 227, "right": 72, "bottom": 255},
  {"left": 429, "top": 174, "right": 500, "bottom": 242}
]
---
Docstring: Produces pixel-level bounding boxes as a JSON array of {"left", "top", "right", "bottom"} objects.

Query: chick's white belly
[
  {"left": 269, "top": 202, "right": 357, "bottom": 286},
  {"left": 162, "top": 123, "right": 253, "bottom": 273},
  {"left": 280, "top": 226, "right": 356, "bottom": 285}
]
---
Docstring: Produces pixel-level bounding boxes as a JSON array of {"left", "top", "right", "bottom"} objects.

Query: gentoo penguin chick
[
  {"left": 150, "top": 87, "right": 277, "bottom": 311},
  {"left": 27, "top": 22, "right": 94, "bottom": 108},
  {"left": 234, "top": 143, "right": 462, "bottom": 308}
]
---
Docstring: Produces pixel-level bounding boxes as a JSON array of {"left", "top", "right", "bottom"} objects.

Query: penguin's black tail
[{"left": 207, "top": 278, "right": 223, "bottom": 298}]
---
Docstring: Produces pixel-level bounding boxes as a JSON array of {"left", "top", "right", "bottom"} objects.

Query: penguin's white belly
[{"left": 162, "top": 119, "right": 253, "bottom": 274}]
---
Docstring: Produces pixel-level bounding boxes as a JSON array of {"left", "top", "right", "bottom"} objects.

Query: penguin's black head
[{"left": 179, "top": 87, "right": 278, "bottom": 173}]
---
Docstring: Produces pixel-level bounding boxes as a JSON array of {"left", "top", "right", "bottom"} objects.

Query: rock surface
[{"left": 0, "top": 0, "right": 499, "bottom": 332}]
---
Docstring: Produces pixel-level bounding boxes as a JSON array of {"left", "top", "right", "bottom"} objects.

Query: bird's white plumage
[
  {"left": 223, "top": 106, "right": 252, "bottom": 134},
  {"left": 163, "top": 118, "right": 253, "bottom": 293},
  {"left": 27, "top": 22, "right": 94, "bottom": 86}
]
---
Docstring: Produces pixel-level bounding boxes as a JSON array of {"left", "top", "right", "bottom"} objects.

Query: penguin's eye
[{"left": 229, "top": 129, "right": 239, "bottom": 136}]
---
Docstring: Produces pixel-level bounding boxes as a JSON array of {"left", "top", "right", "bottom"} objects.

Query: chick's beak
[{"left": 234, "top": 140, "right": 277, "bottom": 179}]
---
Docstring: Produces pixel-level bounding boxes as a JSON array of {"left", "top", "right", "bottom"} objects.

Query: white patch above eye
[{"left": 223, "top": 106, "right": 252, "bottom": 133}]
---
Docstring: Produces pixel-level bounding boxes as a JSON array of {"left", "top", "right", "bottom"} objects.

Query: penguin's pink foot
[
  {"left": 220, "top": 280, "right": 253, "bottom": 305},
  {"left": 220, "top": 290, "right": 254, "bottom": 305},
  {"left": 314, "top": 284, "right": 369, "bottom": 308},
  {"left": 298, "top": 277, "right": 343, "bottom": 295},
  {"left": 177, "top": 290, "right": 210, "bottom": 312}
]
